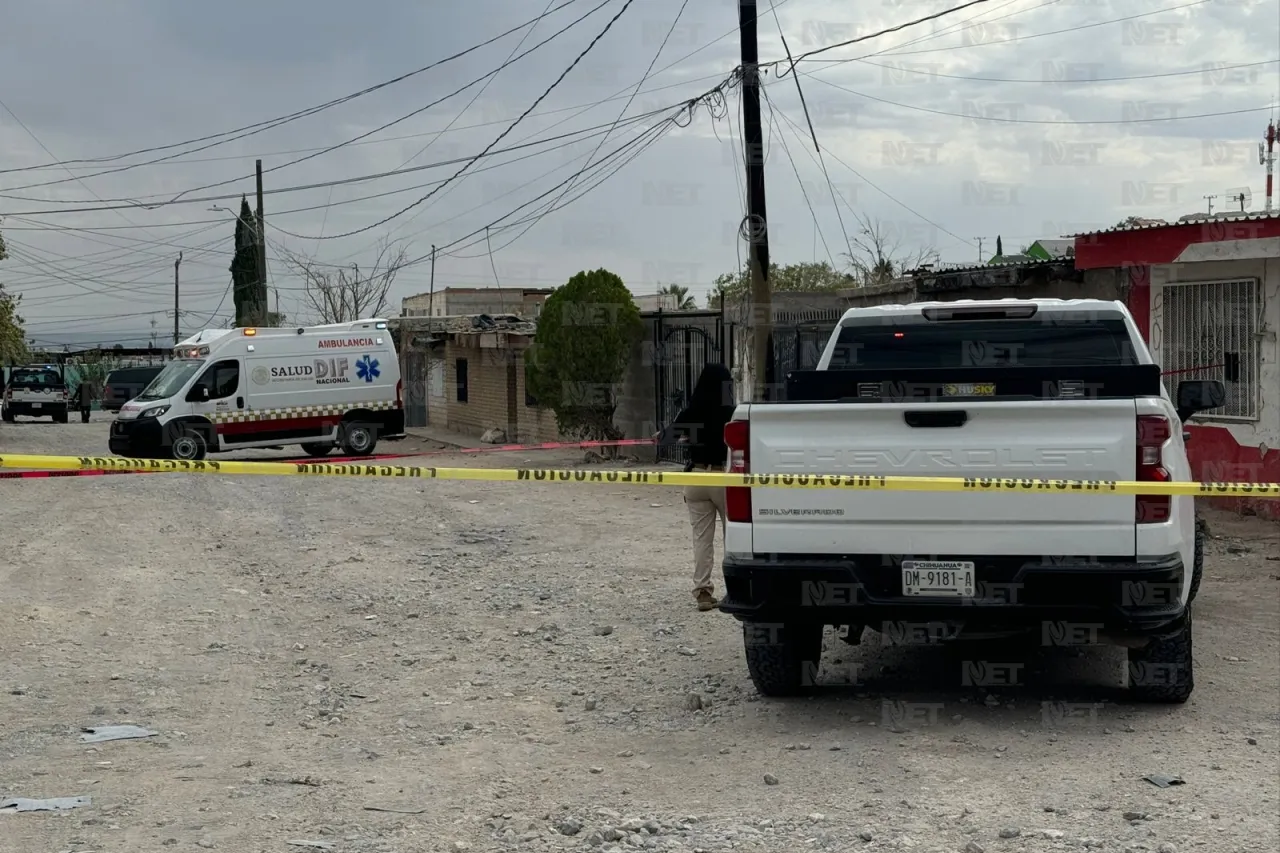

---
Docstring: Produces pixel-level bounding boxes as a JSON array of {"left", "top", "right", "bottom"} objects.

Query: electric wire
[
  {"left": 0, "top": 0, "right": 590, "bottom": 177},
  {"left": 0, "top": 103, "right": 695, "bottom": 216},
  {"left": 0, "top": 0, "right": 617, "bottom": 201},
  {"left": 280, "top": 0, "right": 639, "bottom": 242},
  {"left": 766, "top": 101, "right": 974, "bottom": 250}
]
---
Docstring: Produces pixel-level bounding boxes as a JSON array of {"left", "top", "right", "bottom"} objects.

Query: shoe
[{"left": 695, "top": 590, "right": 719, "bottom": 611}]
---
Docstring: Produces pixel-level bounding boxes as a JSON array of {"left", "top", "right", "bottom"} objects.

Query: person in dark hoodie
[
  {"left": 665, "top": 363, "right": 736, "bottom": 611},
  {"left": 76, "top": 378, "right": 95, "bottom": 423}
]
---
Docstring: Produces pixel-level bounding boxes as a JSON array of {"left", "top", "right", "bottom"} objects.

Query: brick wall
[{"left": 444, "top": 336, "right": 565, "bottom": 443}]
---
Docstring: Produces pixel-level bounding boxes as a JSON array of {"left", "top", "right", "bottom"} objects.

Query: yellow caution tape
[{"left": 2, "top": 452, "right": 1279, "bottom": 497}]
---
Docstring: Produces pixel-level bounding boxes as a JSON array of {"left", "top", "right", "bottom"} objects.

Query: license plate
[
  {"left": 31, "top": 402, "right": 41, "bottom": 409},
  {"left": 902, "top": 561, "right": 976, "bottom": 598}
]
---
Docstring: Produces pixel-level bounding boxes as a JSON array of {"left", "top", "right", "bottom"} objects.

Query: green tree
[
  {"left": 0, "top": 230, "right": 29, "bottom": 365},
  {"left": 657, "top": 283, "right": 697, "bottom": 310},
  {"left": 525, "top": 268, "right": 642, "bottom": 443},
  {"left": 230, "top": 197, "right": 266, "bottom": 326},
  {"left": 711, "top": 260, "right": 855, "bottom": 304}
]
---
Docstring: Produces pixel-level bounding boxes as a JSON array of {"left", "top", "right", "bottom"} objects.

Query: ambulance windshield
[{"left": 136, "top": 359, "right": 205, "bottom": 401}]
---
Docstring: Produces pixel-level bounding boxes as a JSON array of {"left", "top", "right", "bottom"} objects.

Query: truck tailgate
[{"left": 748, "top": 399, "right": 1138, "bottom": 556}]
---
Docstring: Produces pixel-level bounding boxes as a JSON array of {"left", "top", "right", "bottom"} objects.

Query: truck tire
[
  {"left": 339, "top": 421, "right": 377, "bottom": 456},
  {"left": 299, "top": 442, "right": 335, "bottom": 458},
  {"left": 169, "top": 427, "right": 207, "bottom": 462},
  {"left": 1126, "top": 608, "right": 1193, "bottom": 704},
  {"left": 742, "top": 621, "right": 824, "bottom": 697},
  {"left": 54, "top": 411, "right": 69, "bottom": 424},
  {"left": 2, "top": 408, "right": 14, "bottom": 423},
  {"left": 1187, "top": 514, "right": 1206, "bottom": 603}
]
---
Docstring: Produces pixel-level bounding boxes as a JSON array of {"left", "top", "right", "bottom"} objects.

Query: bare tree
[
  {"left": 279, "top": 239, "right": 412, "bottom": 323},
  {"left": 842, "top": 212, "right": 939, "bottom": 287}
]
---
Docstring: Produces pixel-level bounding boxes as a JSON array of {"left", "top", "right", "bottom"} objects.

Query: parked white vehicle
[
  {"left": 718, "top": 299, "right": 1223, "bottom": 703},
  {"left": 109, "top": 320, "right": 405, "bottom": 460},
  {"left": 3, "top": 364, "right": 69, "bottom": 423}
]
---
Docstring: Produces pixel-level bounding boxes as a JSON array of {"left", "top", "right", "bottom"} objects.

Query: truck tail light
[
  {"left": 1136, "top": 414, "right": 1171, "bottom": 523},
  {"left": 395, "top": 379, "right": 403, "bottom": 409},
  {"left": 724, "top": 419, "right": 751, "bottom": 523}
]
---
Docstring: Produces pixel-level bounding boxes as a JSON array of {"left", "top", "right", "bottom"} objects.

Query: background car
[{"left": 102, "top": 366, "right": 165, "bottom": 413}]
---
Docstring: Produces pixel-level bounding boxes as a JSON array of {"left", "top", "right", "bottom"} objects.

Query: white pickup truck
[{"left": 719, "top": 298, "right": 1225, "bottom": 703}]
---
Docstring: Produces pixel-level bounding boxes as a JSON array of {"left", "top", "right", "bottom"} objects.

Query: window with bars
[{"left": 1160, "top": 278, "right": 1261, "bottom": 420}]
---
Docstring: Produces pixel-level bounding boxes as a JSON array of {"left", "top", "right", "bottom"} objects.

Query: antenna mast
[{"left": 1263, "top": 120, "right": 1276, "bottom": 214}]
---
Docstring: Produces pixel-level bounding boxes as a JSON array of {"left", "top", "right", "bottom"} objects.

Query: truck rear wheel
[
  {"left": 2, "top": 408, "right": 14, "bottom": 423},
  {"left": 1126, "top": 608, "right": 1193, "bottom": 704},
  {"left": 742, "top": 620, "right": 824, "bottom": 697},
  {"left": 339, "top": 421, "right": 377, "bottom": 456}
]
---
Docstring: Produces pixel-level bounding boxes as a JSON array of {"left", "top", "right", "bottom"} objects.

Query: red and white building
[{"left": 1073, "top": 213, "right": 1280, "bottom": 518}]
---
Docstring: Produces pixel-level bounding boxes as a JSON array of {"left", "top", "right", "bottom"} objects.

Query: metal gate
[
  {"left": 652, "top": 313, "right": 727, "bottom": 464},
  {"left": 403, "top": 350, "right": 428, "bottom": 428}
]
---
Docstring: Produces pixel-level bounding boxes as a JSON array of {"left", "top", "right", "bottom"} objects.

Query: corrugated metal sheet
[{"left": 1070, "top": 211, "right": 1280, "bottom": 238}]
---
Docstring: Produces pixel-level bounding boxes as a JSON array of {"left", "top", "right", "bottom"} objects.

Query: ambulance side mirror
[{"left": 188, "top": 384, "right": 210, "bottom": 402}]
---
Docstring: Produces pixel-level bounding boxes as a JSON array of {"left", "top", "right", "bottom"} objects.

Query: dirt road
[{"left": 2, "top": 418, "right": 1277, "bottom": 852}]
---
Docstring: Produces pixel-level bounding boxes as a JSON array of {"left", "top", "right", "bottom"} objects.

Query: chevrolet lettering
[
  {"left": 770, "top": 447, "right": 1112, "bottom": 470},
  {"left": 719, "top": 298, "right": 1220, "bottom": 705}
]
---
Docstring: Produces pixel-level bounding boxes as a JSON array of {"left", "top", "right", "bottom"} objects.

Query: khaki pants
[{"left": 684, "top": 476, "right": 726, "bottom": 596}]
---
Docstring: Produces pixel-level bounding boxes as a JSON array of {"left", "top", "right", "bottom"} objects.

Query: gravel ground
[{"left": 2, "top": 415, "right": 1278, "bottom": 853}]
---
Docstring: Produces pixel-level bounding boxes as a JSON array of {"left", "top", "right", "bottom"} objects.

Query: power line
[
  {"left": 760, "top": 88, "right": 838, "bottom": 270},
  {"left": 773, "top": 0, "right": 995, "bottom": 75},
  {"left": 808, "top": 75, "right": 1276, "bottom": 124},
  {"left": 846, "top": 0, "right": 1211, "bottom": 61},
  {"left": 437, "top": 103, "right": 694, "bottom": 261},
  {"left": 0, "top": 0, "right": 589, "bottom": 178},
  {"left": 767, "top": 99, "right": 973, "bottom": 249},
  {"left": 3, "top": 0, "right": 797, "bottom": 192},
  {"left": 535, "top": 0, "right": 691, "bottom": 231},
  {"left": 1, "top": 0, "right": 617, "bottom": 201},
  {"left": 2, "top": 72, "right": 728, "bottom": 174},
  {"left": 282, "top": 0, "right": 640, "bottom": 242},
  {"left": 0, "top": 102, "right": 699, "bottom": 216},
  {"left": 850, "top": 57, "right": 1280, "bottom": 85}
]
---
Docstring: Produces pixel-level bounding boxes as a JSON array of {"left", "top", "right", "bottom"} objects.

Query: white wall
[{"left": 1149, "top": 250, "right": 1280, "bottom": 452}]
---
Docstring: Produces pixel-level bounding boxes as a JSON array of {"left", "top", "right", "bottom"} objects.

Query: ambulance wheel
[
  {"left": 300, "top": 442, "right": 335, "bottom": 457},
  {"left": 169, "top": 427, "right": 207, "bottom": 461},
  {"left": 339, "top": 421, "right": 377, "bottom": 456}
]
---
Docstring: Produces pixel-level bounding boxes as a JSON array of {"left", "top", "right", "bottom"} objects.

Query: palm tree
[{"left": 657, "top": 283, "right": 697, "bottom": 310}]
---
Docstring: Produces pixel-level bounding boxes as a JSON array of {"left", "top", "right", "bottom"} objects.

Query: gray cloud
[{"left": 1, "top": 0, "right": 1276, "bottom": 345}]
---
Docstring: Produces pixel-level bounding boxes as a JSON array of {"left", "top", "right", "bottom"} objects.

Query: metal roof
[
  {"left": 907, "top": 257, "right": 1066, "bottom": 276},
  {"left": 1069, "top": 211, "right": 1280, "bottom": 237}
]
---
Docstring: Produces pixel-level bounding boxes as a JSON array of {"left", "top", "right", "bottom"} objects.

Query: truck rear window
[
  {"left": 9, "top": 369, "right": 63, "bottom": 387},
  {"left": 827, "top": 317, "right": 1138, "bottom": 370}
]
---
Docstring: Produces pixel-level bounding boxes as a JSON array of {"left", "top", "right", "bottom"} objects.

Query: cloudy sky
[{"left": 1, "top": 0, "right": 1277, "bottom": 347}]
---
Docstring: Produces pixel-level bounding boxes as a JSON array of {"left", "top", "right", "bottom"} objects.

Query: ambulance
[{"left": 109, "top": 320, "right": 405, "bottom": 460}]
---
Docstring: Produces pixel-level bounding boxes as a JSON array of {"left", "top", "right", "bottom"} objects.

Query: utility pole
[
  {"left": 739, "top": 0, "right": 771, "bottom": 402},
  {"left": 1203, "top": 194, "right": 1218, "bottom": 215},
  {"left": 428, "top": 245, "right": 437, "bottom": 320},
  {"left": 256, "top": 159, "right": 268, "bottom": 325},
  {"left": 976, "top": 237, "right": 985, "bottom": 263},
  {"left": 173, "top": 251, "right": 183, "bottom": 343}
]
